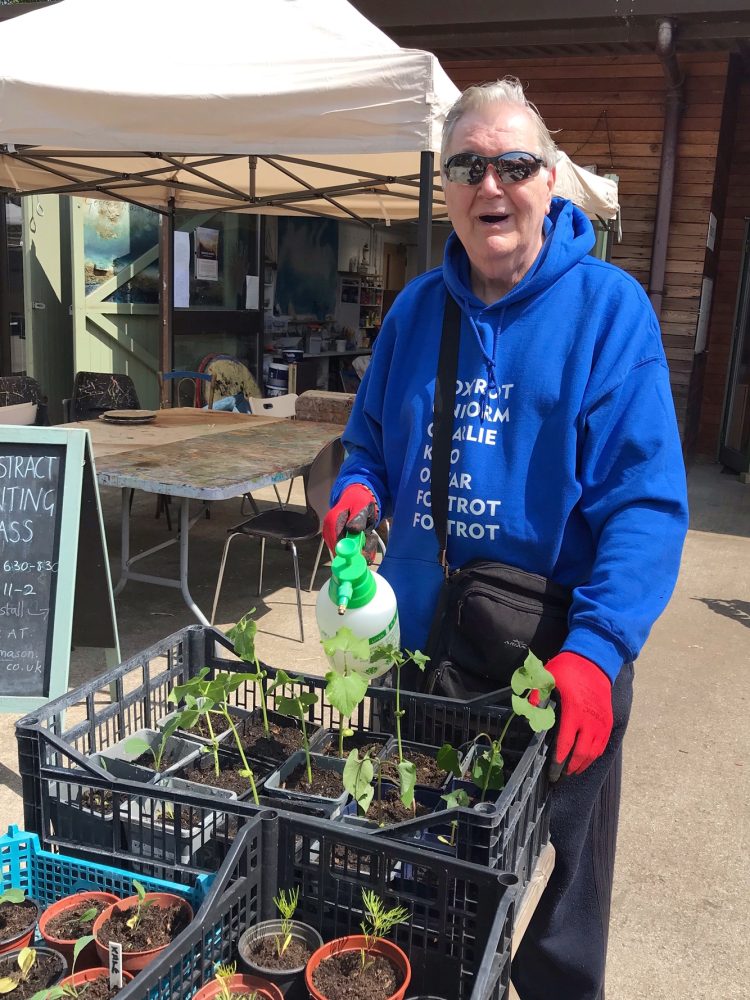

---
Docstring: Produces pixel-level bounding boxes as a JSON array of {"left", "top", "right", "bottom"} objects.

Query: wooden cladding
[
  {"left": 696, "top": 72, "right": 750, "bottom": 455},
  {"left": 443, "top": 53, "right": 732, "bottom": 438}
]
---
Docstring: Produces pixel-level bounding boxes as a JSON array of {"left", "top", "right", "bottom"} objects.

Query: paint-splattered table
[{"left": 64, "top": 409, "right": 342, "bottom": 624}]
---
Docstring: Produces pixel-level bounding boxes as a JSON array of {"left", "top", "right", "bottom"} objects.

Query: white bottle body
[{"left": 316, "top": 572, "right": 400, "bottom": 677}]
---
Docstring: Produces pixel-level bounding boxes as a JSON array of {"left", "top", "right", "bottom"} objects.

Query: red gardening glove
[
  {"left": 546, "top": 652, "right": 613, "bottom": 781},
  {"left": 323, "top": 483, "right": 379, "bottom": 562}
]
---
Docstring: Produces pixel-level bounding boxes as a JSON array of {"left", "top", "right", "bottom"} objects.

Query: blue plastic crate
[{"left": 0, "top": 824, "right": 211, "bottom": 911}]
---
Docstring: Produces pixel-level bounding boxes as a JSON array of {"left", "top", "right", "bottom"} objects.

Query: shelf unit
[{"left": 336, "top": 272, "right": 383, "bottom": 331}]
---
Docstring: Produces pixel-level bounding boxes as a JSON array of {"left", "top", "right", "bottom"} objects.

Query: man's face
[{"left": 442, "top": 103, "right": 556, "bottom": 298}]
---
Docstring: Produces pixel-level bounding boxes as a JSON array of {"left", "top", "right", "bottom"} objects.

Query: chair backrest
[
  {"left": 160, "top": 370, "right": 216, "bottom": 409},
  {"left": 248, "top": 393, "right": 298, "bottom": 419},
  {"left": 71, "top": 371, "right": 140, "bottom": 421},
  {"left": 0, "top": 376, "right": 44, "bottom": 425},
  {"left": 304, "top": 437, "right": 345, "bottom": 525}
]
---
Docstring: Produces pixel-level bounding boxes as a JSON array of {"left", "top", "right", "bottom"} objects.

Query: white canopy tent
[{"left": 0, "top": 0, "right": 618, "bottom": 224}]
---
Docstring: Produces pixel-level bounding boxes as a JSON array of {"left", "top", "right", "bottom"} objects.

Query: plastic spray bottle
[{"left": 316, "top": 533, "right": 399, "bottom": 677}]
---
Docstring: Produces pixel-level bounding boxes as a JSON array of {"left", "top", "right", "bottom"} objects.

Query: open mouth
[{"left": 479, "top": 213, "right": 509, "bottom": 224}]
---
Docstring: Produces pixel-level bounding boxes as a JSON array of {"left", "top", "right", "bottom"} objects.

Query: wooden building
[{"left": 353, "top": 1, "right": 750, "bottom": 469}]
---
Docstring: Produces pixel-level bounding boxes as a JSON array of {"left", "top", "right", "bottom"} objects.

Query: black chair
[
  {"left": 0, "top": 375, "right": 49, "bottom": 425},
  {"left": 63, "top": 371, "right": 140, "bottom": 422},
  {"left": 210, "top": 437, "right": 345, "bottom": 640}
]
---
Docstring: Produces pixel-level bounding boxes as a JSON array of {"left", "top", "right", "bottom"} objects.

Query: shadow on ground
[{"left": 694, "top": 597, "right": 750, "bottom": 629}]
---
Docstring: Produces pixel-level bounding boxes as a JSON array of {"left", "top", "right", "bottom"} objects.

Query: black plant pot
[{"left": 237, "top": 919, "right": 323, "bottom": 999}]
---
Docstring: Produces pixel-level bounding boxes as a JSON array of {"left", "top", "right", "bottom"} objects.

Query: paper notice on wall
[
  {"left": 245, "top": 275, "right": 259, "bottom": 310},
  {"left": 195, "top": 226, "right": 219, "bottom": 281},
  {"left": 174, "top": 231, "right": 190, "bottom": 307}
]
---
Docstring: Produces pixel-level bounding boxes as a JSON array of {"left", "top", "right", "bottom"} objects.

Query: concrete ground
[{"left": 0, "top": 459, "right": 748, "bottom": 998}]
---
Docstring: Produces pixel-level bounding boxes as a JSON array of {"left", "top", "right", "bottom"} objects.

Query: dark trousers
[{"left": 512, "top": 662, "right": 634, "bottom": 1000}]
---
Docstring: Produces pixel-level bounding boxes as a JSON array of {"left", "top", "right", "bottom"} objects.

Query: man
[{"left": 323, "top": 78, "right": 688, "bottom": 999}]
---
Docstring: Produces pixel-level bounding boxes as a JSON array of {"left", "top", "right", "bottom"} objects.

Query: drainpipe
[{"left": 648, "top": 18, "right": 685, "bottom": 319}]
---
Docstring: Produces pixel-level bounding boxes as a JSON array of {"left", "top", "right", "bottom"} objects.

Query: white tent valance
[{"left": 0, "top": 0, "right": 618, "bottom": 223}]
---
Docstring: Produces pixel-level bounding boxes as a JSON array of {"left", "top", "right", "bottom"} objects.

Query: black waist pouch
[{"left": 422, "top": 559, "right": 572, "bottom": 700}]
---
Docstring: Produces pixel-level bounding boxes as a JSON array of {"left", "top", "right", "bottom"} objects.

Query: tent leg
[
  {"left": 159, "top": 197, "right": 175, "bottom": 405},
  {"left": 416, "top": 150, "right": 434, "bottom": 275}
]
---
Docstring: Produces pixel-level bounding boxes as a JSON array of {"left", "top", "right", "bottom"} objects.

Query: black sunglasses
[{"left": 443, "top": 151, "right": 545, "bottom": 186}]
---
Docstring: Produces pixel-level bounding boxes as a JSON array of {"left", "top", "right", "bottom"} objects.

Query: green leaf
[
  {"left": 0, "top": 889, "right": 24, "bottom": 905},
  {"left": 267, "top": 668, "right": 294, "bottom": 696},
  {"left": 78, "top": 907, "right": 98, "bottom": 924},
  {"left": 298, "top": 691, "right": 319, "bottom": 710},
  {"left": 321, "top": 627, "right": 370, "bottom": 663},
  {"left": 511, "top": 651, "right": 555, "bottom": 700},
  {"left": 435, "top": 743, "right": 462, "bottom": 777},
  {"left": 227, "top": 611, "right": 258, "bottom": 664},
  {"left": 30, "top": 989, "right": 65, "bottom": 1000},
  {"left": 441, "top": 788, "right": 471, "bottom": 809},
  {"left": 72, "top": 935, "right": 95, "bottom": 964},
  {"left": 369, "top": 642, "right": 402, "bottom": 668},
  {"left": 174, "top": 707, "right": 200, "bottom": 732},
  {"left": 325, "top": 671, "right": 368, "bottom": 719},
  {"left": 124, "top": 737, "right": 151, "bottom": 759},
  {"left": 132, "top": 880, "right": 146, "bottom": 901},
  {"left": 343, "top": 750, "right": 374, "bottom": 814},
  {"left": 511, "top": 694, "right": 556, "bottom": 733},
  {"left": 18, "top": 948, "right": 35, "bottom": 980},
  {"left": 397, "top": 760, "right": 416, "bottom": 810},
  {"left": 407, "top": 649, "right": 430, "bottom": 672},
  {"left": 276, "top": 695, "right": 303, "bottom": 721},
  {"left": 472, "top": 748, "right": 505, "bottom": 793}
]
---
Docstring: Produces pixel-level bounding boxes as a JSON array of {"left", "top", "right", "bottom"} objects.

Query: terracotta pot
[
  {"left": 237, "top": 918, "right": 323, "bottom": 999},
  {"left": 92, "top": 892, "right": 193, "bottom": 974},
  {"left": 305, "top": 935, "right": 411, "bottom": 1000},
  {"left": 192, "top": 972, "right": 284, "bottom": 1000},
  {"left": 39, "top": 891, "right": 120, "bottom": 971},
  {"left": 0, "top": 898, "right": 39, "bottom": 955},
  {"left": 60, "top": 967, "right": 134, "bottom": 989}
]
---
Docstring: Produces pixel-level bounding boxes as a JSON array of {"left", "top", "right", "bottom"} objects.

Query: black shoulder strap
[{"left": 431, "top": 293, "right": 461, "bottom": 574}]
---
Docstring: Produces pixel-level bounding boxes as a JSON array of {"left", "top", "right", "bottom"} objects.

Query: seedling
[
  {"left": 123, "top": 715, "right": 182, "bottom": 772},
  {"left": 168, "top": 668, "right": 261, "bottom": 804},
  {"left": 321, "top": 628, "right": 371, "bottom": 757},
  {"left": 0, "top": 947, "right": 36, "bottom": 994},
  {"left": 29, "top": 935, "right": 96, "bottom": 999},
  {"left": 359, "top": 890, "right": 409, "bottom": 972},
  {"left": 370, "top": 644, "right": 429, "bottom": 764},
  {"left": 125, "top": 880, "right": 153, "bottom": 932},
  {"left": 212, "top": 962, "right": 259, "bottom": 1000},
  {"left": 268, "top": 670, "right": 318, "bottom": 784},
  {"left": 227, "top": 610, "right": 271, "bottom": 737},
  {"left": 273, "top": 887, "right": 300, "bottom": 958},
  {"left": 0, "top": 890, "right": 24, "bottom": 907},
  {"left": 438, "top": 651, "right": 556, "bottom": 807},
  {"left": 343, "top": 747, "right": 417, "bottom": 822}
]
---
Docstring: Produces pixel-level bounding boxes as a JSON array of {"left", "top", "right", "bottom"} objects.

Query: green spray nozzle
[{"left": 329, "top": 532, "right": 376, "bottom": 614}]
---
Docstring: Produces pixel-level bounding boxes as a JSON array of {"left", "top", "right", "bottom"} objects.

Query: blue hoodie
[{"left": 332, "top": 199, "right": 688, "bottom": 682}]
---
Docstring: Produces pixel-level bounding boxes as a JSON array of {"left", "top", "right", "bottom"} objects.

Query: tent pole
[
  {"left": 0, "top": 195, "right": 10, "bottom": 375},
  {"left": 159, "top": 197, "right": 175, "bottom": 404},
  {"left": 416, "top": 151, "right": 433, "bottom": 274}
]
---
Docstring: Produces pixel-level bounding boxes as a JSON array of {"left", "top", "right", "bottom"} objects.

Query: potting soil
[
  {"left": 311, "top": 951, "right": 400, "bottom": 1000},
  {"left": 0, "top": 952, "right": 62, "bottom": 999},
  {"left": 283, "top": 761, "right": 343, "bottom": 798},
  {"left": 97, "top": 902, "right": 189, "bottom": 952},
  {"left": 386, "top": 750, "right": 447, "bottom": 788},
  {"left": 368, "top": 788, "right": 430, "bottom": 826},
  {"left": 80, "top": 789, "right": 113, "bottom": 812},
  {"left": 0, "top": 899, "right": 37, "bottom": 940},
  {"left": 179, "top": 761, "right": 268, "bottom": 797},
  {"left": 238, "top": 717, "right": 304, "bottom": 760},
  {"left": 70, "top": 975, "right": 127, "bottom": 999},
  {"left": 323, "top": 739, "right": 384, "bottom": 760},
  {"left": 45, "top": 898, "right": 111, "bottom": 939},
  {"left": 245, "top": 934, "right": 312, "bottom": 971}
]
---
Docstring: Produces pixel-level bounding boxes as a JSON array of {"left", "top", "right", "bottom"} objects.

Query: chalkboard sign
[{"left": 0, "top": 427, "right": 119, "bottom": 713}]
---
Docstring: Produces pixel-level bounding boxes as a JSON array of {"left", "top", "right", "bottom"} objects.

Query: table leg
[
  {"left": 178, "top": 497, "right": 210, "bottom": 626},
  {"left": 113, "top": 487, "right": 131, "bottom": 597}
]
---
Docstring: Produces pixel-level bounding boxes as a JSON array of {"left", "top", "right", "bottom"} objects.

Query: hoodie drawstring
[{"left": 466, "top": 308, "right": 504, "bottom": 420}]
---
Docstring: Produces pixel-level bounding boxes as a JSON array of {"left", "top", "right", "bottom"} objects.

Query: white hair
[{"left": 440, "top": 77, "right": 558, "bottom": 174}]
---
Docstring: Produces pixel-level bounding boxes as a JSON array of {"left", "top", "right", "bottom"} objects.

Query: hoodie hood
[{"left": 442, "top": 197, "right": 596, "bottom": 311}]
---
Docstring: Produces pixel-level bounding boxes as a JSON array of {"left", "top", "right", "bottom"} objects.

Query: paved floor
[{"left": 0, "top": 459, "right": 748, "bottom": 998}]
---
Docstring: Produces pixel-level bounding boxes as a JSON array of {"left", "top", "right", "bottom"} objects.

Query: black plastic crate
[
  {"left": 119, "top": 811, "right": 516, "bottom": 1000},
  {"left": 16, "top": 625, "right": 550, "bottom": 886}
]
